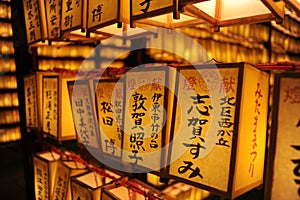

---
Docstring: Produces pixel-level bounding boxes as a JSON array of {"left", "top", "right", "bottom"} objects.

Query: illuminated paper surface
[
  {"left": 167, "top": 63, "right": 269, "bottom": 199},
  {"left": 24, "top": 74, "right": 38, "bottom": 128},
  {"left": 52, "top": 161, "right": 87, "bottom": 200},
  {"left": 68, "top": 80, "right": 99, "bottom": 148},
  {"left": 33, "top": 152, "right": 60, "bottom": 200},
  {"left": 23, "top": 0, "right": 42, "bottom": 44},
  {"left": 122, "top": 68, "right": 169, "bottom": 171},
  {"left": 267, "top": 73, "right": 300, "bottom": 200},
  {"left": 95, "top": 79, "right": 124, "bottom": 158},
  {"left": 169, "top": 67, "right": 238, "bottom": 192},
  {"left": 61, "top": 0, "right": 83, "bottom": 32},
  {"left": 42, "top": 76, "right": 59, "bottom": 138},
  {"left": 131, "top": 0, "right": 173, "bottom": 16},
  {"left": 44, "top": 0, "right": 61, "bottom": 39},
  {"left": 87, "top": 0, "right": 119, "bottom": 30}
]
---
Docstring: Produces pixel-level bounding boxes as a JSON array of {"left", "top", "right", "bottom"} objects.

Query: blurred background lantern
[{"left": 265, "top": 71, "right": 300, "bottom": 200}]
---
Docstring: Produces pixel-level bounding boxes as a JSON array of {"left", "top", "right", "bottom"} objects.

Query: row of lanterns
[
  {"left": 24, "top": 62, "right": 300, "bottom": 199},
  {"left": 34, "top": 147, "right": 213, "bottom": 200},
  {"left": 23, "top": 0, "right": 286, "bottom": 46}
]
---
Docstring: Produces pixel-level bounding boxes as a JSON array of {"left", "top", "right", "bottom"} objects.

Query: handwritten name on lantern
[
  {"left": 34, "top": 156, "right": 49, "bottom": 200},
  {"left": 42, "top": 76, "right": 59, "bottom": 138},
  {"left": 68, "top": 80, "right": 99, "bottom": 148},
  {"left": 23, "top": 0, "right": 42, "bottom": 44},
  {"left": 169, "top": 67, "right": 237, "bottom": 192},
  {"left": 95, "top": 79, "right": 124, "bottom": 158},
  {"left": 131, "top": 0, "right": 173, "bottom": 16},
  {"left": 61, "top": 0, "right": 82, "bottom": 32},
  {"left": 24, "top": 74, "right": 38, "bottom": 128},
  {"left": 87, "top": 0, "right": 119, "bottom": 30},
  {"left": 267, "top": 73, "right": 300, "bottom": 200},
  {"left": 44, "top": 0, "right": 61, "bottom": 39},
  {"left": 122, "top": 68, "right": 168, "bottom": 171},
  {"left": 249, "top": 83, "right": 263, "bottom": 178},
  {"left": 168, "top": 63, "right": 269, "bottom": 199}
]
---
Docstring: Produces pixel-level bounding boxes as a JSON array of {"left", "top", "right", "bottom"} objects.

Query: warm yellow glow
[
  {"left": 268, "top": 75, "right": 300, "bottom": 199},
  {"left": 184, "top": 0, "right": 285, "bottom": 27},
  {"left": 233, "top": 65, "right": 269, "bottom": 196},
  {"left": 194, "top": 0, "right": 270, "bottom": 20},
  {"left": 167, "top": 63, "right": 269, "bottom": 198},
  {"left": 60, "top": 77, "right": 77, "bottom": 141}
]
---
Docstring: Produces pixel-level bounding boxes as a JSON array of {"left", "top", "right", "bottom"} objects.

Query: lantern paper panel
[
  {"left": 122, "top": 66, "right": 176, "bottom": 173},
  {"left": 33, "top": 151, "right": 61, "bottom": 200},
  {"left": 24, "top": 74, "right": 38, "bottom": 129},
  {"left": 167, "top": 63, "right": 269, "bottom": 199},
  {"left": 59, "top": 75, "right": 77, "bottom": 142},
  {"left": 23, "top": 0, "right": 43, "bottom": 44},
  {"left": 87, "top": 0, "right": 120, "bottom": 31},
  {"left": 180, "top": 0, "right": 285, "bottom": 27},
  {"left": 265, "top": 72, "right": 300, "bottom": 200},
  {"left": 43, "top": 0, "right": 62, "bottom": 39},
  {"left": 24, "top": 72, "right": 77, "bottom": 143},
  {"left": 52, "top": 160, "right": 87, "bottom": 200},
  {"left": 61, "top": 0, "right": 84, "bottom": 32},
  {"left": 42, "top": 75, "right": 59, "bottom": 139},
  {"left": 94, "top": 79, "right": 124, "bottom": 159},
  {"left": 24, "top": 72, "right": 58, "bottom": 132},
  {"left": 67, "top": 80, "right": 100, "bottom": 149},
  {"left": 101, "top": 179, "right": 164, "bottom": 200},
  {"left": 131, "top": 0, "right": 174, "bottom": 20},
  {"left": 71, "top": 171, "right": 121, "bottom": 200},
  {"left": 41, "top": 73, "right": 77, "bottom": 143}
]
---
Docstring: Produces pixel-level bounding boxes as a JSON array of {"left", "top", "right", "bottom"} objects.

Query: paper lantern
[
  {"left": 94, "top": 78, "right": 124, "bottom": 162},
  {"left": 24, "top": 72, "right": 77, "bottom": 143},
  {"left": 101, "top": 179, "right": 163, "bottom": 200},
  {"left": 24, "top": 74, "right": 39, "bottom": 130},
  {"left": 33, "top": 151, "right": 61, "bottom": 200},
  {"left": 162, "top": 182, "right": 192, "bottom": 199},
  {"left": 265, "top": 72, "right": 300, "bottom": 200},
  {"left": 61, "top": 0, "right": 153, "bottom": 42},
  {"left": 180, "top": 0, "right": 285, "bottom": 29},
  {"left": 167, "top": 62, "right": 269, "bottom": 199},
  {"left": 71, "top": 170, "right": 121, "bottom": 200},
  {"left": 130, "top": 0, "right": 206, "bottom": 29},
  {"left": 67, "top": 79, "right": 100, "bottom": 149},
  {"left": 122, "top": 66, "right": 176, "bottom": 173},
  {"left": 52, "top": 160, "right": 87, "bottom": 200},
  {"left": 23, "top": 0, "right": 43, "bottom": 44}
]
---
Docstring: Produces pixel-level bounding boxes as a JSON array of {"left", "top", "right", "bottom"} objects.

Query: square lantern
[
  {"left": 33, "top": 151, "right": 61, "bottom": 200},
  {"left": 130, "top": 0, "right": 206, "bottom": 29},
  {"left": 52, "top": 160, "right": 88, "bottom": 200},
  {"left": 24, "top": 71, "right": 77, "bottom": 143},
  {"left": 24, "top": 74, "right": 39, "bottom": 130},
  {"left": 121, "top": 66, "right": 176, "bottom": 174},
  {"left": 24, "top": 72, "right": 58, "bottom": 132},
  {"left": 71, "top": 170, "right": 121, "bottom": 200},
  {"left": 265, "top": 72, "right": 300, "bottom": 200},
  {"left": 67, "top": 79, "right": 100, "bottom": 150},
  {"left": 166, "top": 62, "right": 269, "bottom": 199},
  {"left": 23, "top": 0, "right": 72, "bottom": 46},
  {"left": 23, "top": 0, "right": 44, "bottom": 45},
  {"left": 101, "top": 178, "right": 164, "bottom": 200},
  {"left": 179, "top": 0, "right": 285, "bottom": 29},
  {"left": 93, "top": 78, "right": 125, "bottom": 164}
]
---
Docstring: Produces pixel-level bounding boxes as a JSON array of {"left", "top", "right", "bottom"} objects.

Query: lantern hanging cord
[{"left": 48, "top": 145, "right": 160, "bottom": 200}]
